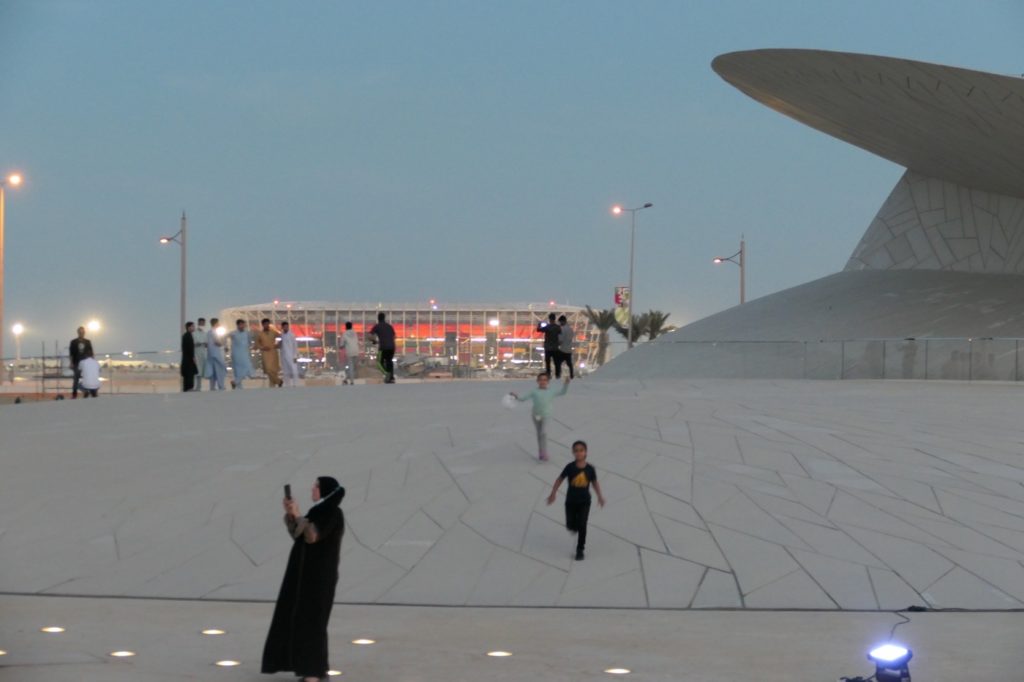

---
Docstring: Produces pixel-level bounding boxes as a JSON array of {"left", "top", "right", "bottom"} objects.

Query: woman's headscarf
[{"left": 306, "top": 476, "right": 345, "bottom": 526}]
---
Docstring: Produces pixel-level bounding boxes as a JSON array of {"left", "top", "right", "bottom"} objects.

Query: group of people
[
  {"left": 179, "top": 315, "right": 385, "bottom": 392},
  {"left": 68, "top": 326, "right": 101, "bottom": 398},
  {"left": 537, "top": 312, "right": 576, "bottom": 380},
  {"left": 180, "top": 318, "right": 303, "bottom": 391}
]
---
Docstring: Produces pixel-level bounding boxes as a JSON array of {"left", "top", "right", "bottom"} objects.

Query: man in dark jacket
[
  {"left": 369, "top": 312, "right": 396, "bottom": 384},
  {"left": 181, "top": 321, "right": 197, "bottom": 392},
  {"left": 537, "top": 312, "right": 561, "bottom": 378},
  {"left": 69, "top": 326, "right": 94, "bottom": 399}
]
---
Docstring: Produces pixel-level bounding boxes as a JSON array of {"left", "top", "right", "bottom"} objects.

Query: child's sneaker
[{"left": 539, "top": 450, "right": 549, "bottom": 461}]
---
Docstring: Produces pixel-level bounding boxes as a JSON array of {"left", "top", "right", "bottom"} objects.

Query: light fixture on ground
[
  {"left": 0, "top": 649, "right": 7, "bottom": 656},
  {"left": 611, "top": 202, "right": 653, "bottom": 349},
  {"left": 0, "top": 171, "right": 24, "bottom": 371},
  {"left": 604, "top": 668, "right": 631, "bottom": 674},
  {"left": 487, "top": 651, "right": 512, "bottom": 657},
  {"left": 215, "top": 659, "right": 240, "bottom": 667},
  {"left": 351, "top": 638, "right": 375, "bottom": 645},
  {"left": 109, "top": 651, "right": 135, "bottom": 658},
  {"left": 158, "top": 211, "right": 188, "bottom": 340},
  {"left": 868, "top": 643, "right": 912, "bottom": 682},
  {"left": 40, "top": 626, "right": 65, "bottom": 633},
  {"left": 201, "top": 628, "right": 226, "bottom": 635},
  {"left": 12, "top": 322, "right": 24, "bottom": 373},
  {"left": 327, "top": 670, "right": 342, "bottom": 676},
  {"left": 712, "top": 235, "right": 746, "bottom": 304}
]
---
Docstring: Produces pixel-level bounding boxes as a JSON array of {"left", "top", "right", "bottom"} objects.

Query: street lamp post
[
  {"left": 713, "top": 235, "right": 746, "bottom": 304},
  {"left": 611, "top": 202, "right": 653, "bottom": 349},
  {"left": 12, "top": 322, "right": 23, "bottom": 374},
  {"left": 159, "top": 212, "right": 188, "bottom": 335},
  {"left": 0, "top": 172, "right": 23, "bottom": 375}
]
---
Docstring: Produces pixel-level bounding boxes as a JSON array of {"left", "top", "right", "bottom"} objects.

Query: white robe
[{"left": 280, "top": 331, "right": 300, "bottom": 379}]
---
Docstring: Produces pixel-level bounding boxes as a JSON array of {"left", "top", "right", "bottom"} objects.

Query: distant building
[{"left": 220, "top": 301, "right": 599, "bottom": 376}]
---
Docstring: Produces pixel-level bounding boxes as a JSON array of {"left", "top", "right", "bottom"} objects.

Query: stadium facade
[{"left": 220, "top": 301, "right": 600, "bottom": 376}]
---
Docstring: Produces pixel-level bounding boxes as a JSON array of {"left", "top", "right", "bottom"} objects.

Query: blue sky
[{"left": 2, "top": 0, "right": 1022, "bottom": 353}]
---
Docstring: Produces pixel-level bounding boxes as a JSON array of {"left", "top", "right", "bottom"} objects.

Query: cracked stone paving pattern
[{"left": 3, "top": 378, "right": 1024, "bottom": 611}]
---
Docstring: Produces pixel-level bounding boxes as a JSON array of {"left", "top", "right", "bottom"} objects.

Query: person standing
[
  {"left": 341, "top": 321, "right": 359, "bottom": 385},
  {"left": 369, "top": 312, "right": 396, "bottom": 384},
  {"left": 537, "top": 312, "right": 561, "bottom": 378},
  {"left": 192, "top": 318, "right": 208, "bottom": 391},
  {"left": 279, "top": 321, "right": 300, "bottom": 387},
  {"left": 546, "top": 440, "right": 605, "bottom": 561},
  {"left": 180, "top": 321, "right": 197, "bottom": 392},
  {"left": 230, "top": 319, "right": 254, "bottom": 389},
  {"left": 206, "top": 317, "right": 227, "bottom": 391},
  {"left": 555, "top": 314, "right": 575, "bottom": 380},
  {"left": 256, "top": 318, "right": 283, "bottom": 387},
  {"left": 78, "top": 348, "right": 102, "bottom": 398},
  {"left": 68, "top": 326, "right": 94, "bottom": 399},
  {"left": 262, "top": 476, "right": 345, "bottom": 682},
  {"left": 510, "top": 373, "right": 570, "bottom": 461}
]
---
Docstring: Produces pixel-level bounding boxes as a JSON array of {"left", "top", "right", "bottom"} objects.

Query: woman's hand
[{"left": 283, "top": 498, "right": 300, "bottom": 517}]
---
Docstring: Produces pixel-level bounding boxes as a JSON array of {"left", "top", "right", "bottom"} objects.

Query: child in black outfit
[{"left": 546, "top": 440, "right": 606, "bottom": 560}]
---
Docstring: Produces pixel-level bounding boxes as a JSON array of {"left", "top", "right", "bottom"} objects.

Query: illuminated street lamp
[
  {"left": 1, "top": 171, "right": 24, "bottom": 372},
  {"left": 713, "top": 235, "right": 746, "bottom": 304},
  {"left": 611, "top": 202, "right": 653, "bottom": 349},
  {"left": 86, "top": 319, "right": 101, "bottom": 334},
  {"left": 158, "top": 212, "right": 188, "bottom": 336},
  {"left": 11, "top": 322, "right": 23, "bottom": 371}
]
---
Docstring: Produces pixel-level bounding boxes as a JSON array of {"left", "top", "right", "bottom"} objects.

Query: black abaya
[{"left": 261, "top": 504, "right": 344, "bottom": 678}]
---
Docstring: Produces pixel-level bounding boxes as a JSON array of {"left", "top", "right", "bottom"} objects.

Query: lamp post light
[
  {"left": 611, "top": 202, "right": 653, "bottom": 349},
  {"left": 1, "top": 171, "right": 23, "bottom": 372},
  {"left": 11, "top": 322, "right": 23, "bottom": 374},
  {"left": 713, "top": 235, "right": 746, "bottom": 305},
  {"left": 159, "top": 212, "right": 188, "bottom": 336}
]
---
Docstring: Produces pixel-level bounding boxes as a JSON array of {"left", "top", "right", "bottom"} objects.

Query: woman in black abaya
[{"left": 262, "top": 476, "right": 345, "bottom": 681}]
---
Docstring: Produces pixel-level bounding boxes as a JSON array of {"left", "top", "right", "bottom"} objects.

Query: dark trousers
[
  {"left": 182, "top": 372, "right": 195, "bottom": 392},
  {"left": 555, "top": 351, "right": 574, "bottom": 379},
  {"left": 81, "top": 388, "right": 99, "bottom": 398},
  {"left": 72, "top": 367, "right": 82, "bottom": 397},
  {"left": 380, "top": 348, "right": 395, "bottom": 381},
  {"left": 544, "top": 348, "right": 558, "bottom": 377},
  {"left": 565, "top": 499, "right": 591, "bottom": 552}
]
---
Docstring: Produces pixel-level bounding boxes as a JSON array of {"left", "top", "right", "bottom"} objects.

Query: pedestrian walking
[
  {"left": 262, "top": 476, "right": 345, "bottom": 682},
  {"left": 509, "top": 372, "right": 570, "bottom": 461},
  {"left": 180, "top": 321, "right": 197, "bottom": 392},
  {"left": 193, "top": 318, "right": 208, "bottom": 391},
  {"left": 279, "top": 321, "right": 300, "bottom": 387},
  {"left": 256, "top": 318, "right": 283, "bottom": 387},
  {"left": 369, "top": 312, "right": 396, "bottom": 383},
  {"left": 68, "top": 326, "right": 94, "bottom": 399},
  {"left": 555, "top": 314, "right": 575, "bottom": 380},
  {"left": 205, "top": 318, "right": 227, "bottom": 391},
  {"left": 546, "top": 440, "right": 605, "bottom": 561},
  {"left": 341, "top": 321, "right": 359, "bottom": 385},
  {"left": 230, "top": 319, "right": 254, "bottom": 389},
  {"left": 537, "top": 312, "right": 561, "bottom": 378}
]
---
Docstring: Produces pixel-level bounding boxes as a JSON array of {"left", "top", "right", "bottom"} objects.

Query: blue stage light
[{"left": 868, "top": 643, "right": 912, "bottom": 682}]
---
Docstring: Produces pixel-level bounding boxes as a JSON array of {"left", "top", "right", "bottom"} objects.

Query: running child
[
  {"left": 546, "top": 440, "right": 605, "bottom": 560},
  {"left": 510, "top": 372, "right": 570, "bottom": 461}
]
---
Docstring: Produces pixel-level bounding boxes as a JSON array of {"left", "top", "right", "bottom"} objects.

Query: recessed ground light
[
  {"left": 40, "top": 627, "right": 65, "bottom": 633},
  {"left": 351, "top": 638, "right": 375, "bottom": 645},
  {"left": 110, "top": 651, "right": 135, "bottom": 657},
  {"left": 327, "top": 671, "right": 342, "bottom": 676},
  {"left": 487, "top": 651, "right": 513, "bottom": 657},
  {"left": 215, "top": 660, "right": 241, "bottom": 667},
  {"left": 605, "top": 668, "right": 631, "bottom": 675},
  {"left": 202, "top": 629, "right": 226, "bottom": 635},
  {"left": 0, "top": 650, "right": 7, "bottom": 656}
]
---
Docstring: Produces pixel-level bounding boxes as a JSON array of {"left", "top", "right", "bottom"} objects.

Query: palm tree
[
  {"left": 613, "top": 312, "right": 649, "bottom": 345},
  {"left": 584, "top": 305, "right": 617, "bottom": 366},
  {"left": 645, "top": 310, "right": 673, "bottom": 340}
]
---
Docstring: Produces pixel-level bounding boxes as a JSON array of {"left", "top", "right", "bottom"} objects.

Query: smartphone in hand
[{"left": 284, "top": 484, "right": 292, "bottom": 500}]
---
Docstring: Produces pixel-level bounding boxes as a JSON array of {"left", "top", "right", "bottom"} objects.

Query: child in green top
[{"left": 510, "top": 372, "right": 570, "bottom": 461}]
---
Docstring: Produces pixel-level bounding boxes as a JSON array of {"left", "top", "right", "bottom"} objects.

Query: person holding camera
[{"left": 262, "top": 477, "right": 345, "bottom": 682}]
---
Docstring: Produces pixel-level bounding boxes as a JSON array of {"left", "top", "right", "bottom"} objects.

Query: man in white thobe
[{"left": 279, "top": 321, "right": 300, "bottom": 387}]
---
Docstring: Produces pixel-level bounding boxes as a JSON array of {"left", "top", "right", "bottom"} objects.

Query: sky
[{"left": 1, "top": 0, "right": 1022, "bottom": 355}]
